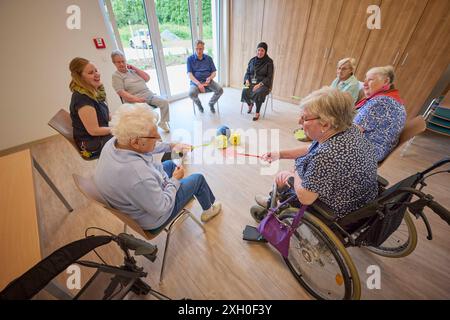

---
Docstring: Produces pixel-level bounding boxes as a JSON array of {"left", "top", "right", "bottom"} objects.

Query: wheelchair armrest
[
  {"left": 377, "top": 175, "right": 389, "bottom": 187},
  {"left": 310, "top": 200, "right": 337, "bottom": 221}
]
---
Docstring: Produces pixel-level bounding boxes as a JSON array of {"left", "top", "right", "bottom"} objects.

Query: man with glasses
[
  {"left": 187, "top": 40, "right": 223, "bottom": 113},
  {"left": 95, "top": 103, "right": 222, "bottom": 232}
]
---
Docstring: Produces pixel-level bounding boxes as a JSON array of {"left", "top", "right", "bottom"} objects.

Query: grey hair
[
  {"left": 367, "top": 65, "right": 395, "bottom": 84},
  {"left": 337, "top": 57, "right": 356, "bottom": 72},
  {"left": 111, "top": 50, "right": 125, "bottom": 62},
  {"left": 111, "top": 103, "right": 158, "bottom": 145},
  {"left": 195, "top": 39, "right": 205, "bottom": 47},
  {"left": 300, "top": 87, "right": 355, "bottom": 132}
]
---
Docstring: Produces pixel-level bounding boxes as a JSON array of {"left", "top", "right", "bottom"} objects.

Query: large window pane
[
  {"left": 111, "top": 0, "right": 161, "bottom": 95},
  {"left": 155, "top": 0, "right": 194, "bottom": 96}
]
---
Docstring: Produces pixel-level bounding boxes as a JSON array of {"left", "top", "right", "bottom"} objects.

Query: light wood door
[
  {"left": 293, "top": 0, "right": 344, "bottom": 99},
  {"left": 395, "top": 0, "right": 450, "bottom": 118},
  {"left": 355, "top": 0, "right": 428, "bottom": 80},
  {"left": 261, "top": 0, "right": 312, "bottom": 99},
  {"left": 321, "top": 0, "right": 381, "bottom": 86},
  {"left": 229, "top": 0, "right": 265, "bottom": 89}
]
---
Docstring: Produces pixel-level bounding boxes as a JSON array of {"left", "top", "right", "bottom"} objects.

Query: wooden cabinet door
[
  {"left": 261, "top": 0, "right": 312, "bottom": 100},
  {"left": 293, "top": 0, "right": 344, "bottom": 99},
  {"left": 395, "top": 0, "right": 450, "bottom": 118},
  {"left": 355, "top": 0, "right": 428, "bottom": 80},
  {"left": 321, "top": 0, "right": 380, "bottom": 86},
  {"left": 229, "top": 0, "right": 264, "bottom": 88}
]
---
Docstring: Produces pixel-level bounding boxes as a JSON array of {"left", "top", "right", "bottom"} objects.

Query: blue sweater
[{"left": 94, "top": 138, "right": 180, "bottom": 230}]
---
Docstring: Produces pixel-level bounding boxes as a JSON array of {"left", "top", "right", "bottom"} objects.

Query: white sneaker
[
  {"left": 201, "top": 202, "right": 222, "bottom": 222},
  {"left": 159, "top": 122, "right": 170, "bottom": 133}
]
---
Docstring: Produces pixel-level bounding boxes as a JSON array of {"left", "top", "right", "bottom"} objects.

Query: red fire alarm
[{"left": 93, "top": 38, "right": 106, "bottom": 49}]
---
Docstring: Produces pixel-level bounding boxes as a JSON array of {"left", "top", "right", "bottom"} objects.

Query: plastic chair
[{"left": 72, "top": 174, "right": 205, "bottom": 282}]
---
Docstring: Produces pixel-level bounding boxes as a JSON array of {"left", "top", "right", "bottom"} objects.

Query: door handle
[
  {"left": 400, "top": 53, "right": 409, "bottom": 66},
  {"left": 323, "top": 47, "right": 329, "bottom": 59}
]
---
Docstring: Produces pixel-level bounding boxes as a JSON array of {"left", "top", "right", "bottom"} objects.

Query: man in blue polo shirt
[{"left": 187, "top": 40, "right": 223, "bottom": 113}]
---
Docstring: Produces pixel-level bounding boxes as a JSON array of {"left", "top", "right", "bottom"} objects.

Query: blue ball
[{"left": 216, "top": 125, "right": 231, "bottom": 139}]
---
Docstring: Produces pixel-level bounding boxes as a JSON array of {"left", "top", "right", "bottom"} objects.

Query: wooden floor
[{"left": 30, "top": 88, "right": 450, "bottom": 300}]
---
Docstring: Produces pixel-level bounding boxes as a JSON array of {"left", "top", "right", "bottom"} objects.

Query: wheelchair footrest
[{"left": 242, "top": 225, "right": 267, "bottom": 243}]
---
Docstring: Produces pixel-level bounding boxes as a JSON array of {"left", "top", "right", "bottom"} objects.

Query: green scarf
[{"left": 70, "top": 83, "right": 106, "bottom": 102}]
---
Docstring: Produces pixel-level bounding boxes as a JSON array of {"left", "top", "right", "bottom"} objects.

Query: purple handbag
[{"left": 258, "top": 196, "right": 307, "bottom": 258}]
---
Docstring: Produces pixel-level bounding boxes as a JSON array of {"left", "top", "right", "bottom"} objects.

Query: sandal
[
  {"left": 252, "top": 113, "right": 260, "bottom": 121},
  {"left": 247, "top": 104, "right": 254, "bottom": 114}
]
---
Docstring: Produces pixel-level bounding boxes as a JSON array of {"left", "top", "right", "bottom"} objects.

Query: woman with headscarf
[
  {"left": 241, "top": 42, "right": 274, "bottom": 121},
  {"left": 69, "top": 57, "right": 113, "bottom": 158}
]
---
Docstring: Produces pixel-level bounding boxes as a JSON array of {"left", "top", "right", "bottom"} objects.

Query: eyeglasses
[
  {"left": 137, "top": 135, "right": 161, "bottom": 141},
  {"left": 299, "top": 115, "right": 320, "bottom": 123}
]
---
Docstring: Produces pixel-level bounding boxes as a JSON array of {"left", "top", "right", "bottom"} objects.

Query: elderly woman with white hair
[
  {"left": 354, "top": 65, "right": 406, "bottom": 162},
  {"left": 330, "top": 57, "right": 360, "bottom": 104},
  {"left": 253, "top": 87, "right": 378, "bottom": 220},
  {"left": 296, "top": 57, "right": 360, "bottom": 143},
  {"left": 111, "top": 50, "right": 171, "bottom": 133},
  {"left": 95, "top": 103, "right": 222, "bottom": 232}
]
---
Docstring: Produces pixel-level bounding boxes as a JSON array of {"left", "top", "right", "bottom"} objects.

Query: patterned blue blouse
[
  {"left": 354, "top": 96, "right": 406, "bottom": 162},
  {"left": 295, "top": 125, "right": 378, "bottom": 218}
]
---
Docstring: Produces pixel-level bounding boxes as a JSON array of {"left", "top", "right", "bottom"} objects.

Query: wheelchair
[{"left": 250, "top": 157, "right": 450, "bottom": 300}]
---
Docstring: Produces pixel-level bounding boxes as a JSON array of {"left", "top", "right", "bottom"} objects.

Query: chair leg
[
  {"left": 32, "top": 157, "right": 73, "bottom": 212},
  {"left": 400, "top": 137, "right": 415, "bottom": 157},
  {"left": 271, "top": 92, "right": 274, "bottom": 111},
  {"left": 186, "top": 209, "right": 206, "bottom": 231},
  {"left": 192, "top": 101, "right": 196, "bottom": 115},
  {"left": 216, "top": 101, "right": 220, "bottom": 116},
  {"left": 263, "top": 98, "right": 269, "bottom": 118},
  {"left": 240, "top": 102, "right": 244, "bottom": 114},
  {"left": 159, "top": 229, "right": 171, "bottom": 283}
]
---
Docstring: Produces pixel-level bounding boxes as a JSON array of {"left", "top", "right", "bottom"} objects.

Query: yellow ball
[
  {"left": 230, "top": 133, "right": 241, "bottom": 146},
  {"left": 215, "top": 135, "right": 228, "bottom": 149}
]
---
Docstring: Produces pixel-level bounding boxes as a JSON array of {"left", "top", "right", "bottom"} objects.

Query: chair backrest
[
  {"left": 379, "top": 116, "right": 426, "bottom": 166},
  {"left": 48, "top": 109, "right": 76, "bottom": 146},
  {"left": 48, "top": 108, "right": 86, "bottom": 158},
  {"left": 72, "top": 174, "right": 155, "bottom": 240}
]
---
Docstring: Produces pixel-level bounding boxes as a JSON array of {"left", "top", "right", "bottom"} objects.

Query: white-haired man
[{"left": 95, "top": 103, "right": 222, "bottom": 231}]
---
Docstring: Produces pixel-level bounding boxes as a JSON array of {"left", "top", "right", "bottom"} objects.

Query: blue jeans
[{"left": 148, "top": 161, "right": 216, "bottom": 232}]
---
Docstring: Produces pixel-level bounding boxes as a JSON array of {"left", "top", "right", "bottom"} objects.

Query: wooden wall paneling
[
  {"left": 395, "top": 0, "right": 450, "bottom": 118},
  {"left": 320, "top": 0, "right": 381, "bottom": 86},
  {"left": 229, "top": 0, "right": 265, "bottom": 89},
  {"left": 293, "top": 0, "right": 344, "bottom": 100},
  {"left": 355, "top": 0, "right": 428, "bottom": 80},
  {"left": 261, "top": 0, "right": 312, "bottom": 100}
]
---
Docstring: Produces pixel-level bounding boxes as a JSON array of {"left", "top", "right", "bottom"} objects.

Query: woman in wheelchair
[
  {"left": 249, "top": 88, "right": 450, "bottom": 300},
  {"left": 254, "top": 87, "right": 379, "bottom": 221}
]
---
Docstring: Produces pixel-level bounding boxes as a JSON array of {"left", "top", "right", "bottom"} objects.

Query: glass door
[
  {"left": 154, "top": 0, "right": 195, "bottom": 96},
  {"left": 108, "top": 0, "right": 161, "bottom": 95},
  {"left": 103, "top": 0, "right": 220, "bottom": 99}
]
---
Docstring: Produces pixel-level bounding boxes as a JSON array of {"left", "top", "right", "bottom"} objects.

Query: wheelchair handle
[
  {"left": 421, "top": 157, "right": 450, "bottom": 176},
  {"left": 428, "top": 200, "right": 450, "bottom": 226}
]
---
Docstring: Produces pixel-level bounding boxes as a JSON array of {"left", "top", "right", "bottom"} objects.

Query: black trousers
[{"left": 241, "top": 85, "right": 270, "bottom": 113}]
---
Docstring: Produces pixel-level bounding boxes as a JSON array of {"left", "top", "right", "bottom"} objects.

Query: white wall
[{"left": 0, "top": 0, "right": 121, "bottom": 151}]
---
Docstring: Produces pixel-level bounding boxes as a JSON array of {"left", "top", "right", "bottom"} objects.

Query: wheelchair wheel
[
  {"left": 281, "top": 208, "right": 361, "bottom": 300},
  {"left": 365, "top": 212, "right": 417, "bottom": 258}
]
